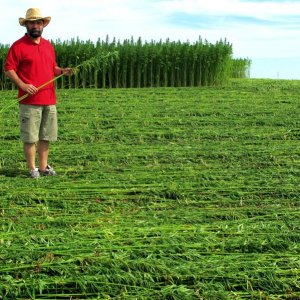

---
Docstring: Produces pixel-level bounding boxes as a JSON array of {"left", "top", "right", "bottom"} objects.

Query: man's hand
[
  {"left": 21, "top": 83, "right": 38, "bottom": 95},
  {"left": 54, "top": 67, "right": 74, "bottom": 77},
  {"left": 61, "top": 68, "right": 74, "bottom": 76}
]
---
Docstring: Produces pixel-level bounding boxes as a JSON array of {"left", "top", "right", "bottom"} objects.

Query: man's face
[{"left": 26, "top": 20, "right": 44, "bottom": 38}]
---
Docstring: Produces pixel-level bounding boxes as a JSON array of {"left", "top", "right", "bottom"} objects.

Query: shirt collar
[{"left": 24, "top": 33, "right": 43, "bottom": 45}]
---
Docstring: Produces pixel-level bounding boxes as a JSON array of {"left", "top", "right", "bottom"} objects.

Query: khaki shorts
[{"left": 19, "top": 104, "right": 58, "bottom": 143}]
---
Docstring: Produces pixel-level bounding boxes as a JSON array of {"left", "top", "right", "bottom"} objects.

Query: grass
[{"left": 0, "top": 79, "right": 299, "bottom": 299}]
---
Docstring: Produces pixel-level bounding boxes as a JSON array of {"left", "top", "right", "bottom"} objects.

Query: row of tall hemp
[
  {"left": 0, "top": 36, "right": 251, "bottom": 90},
  {"left": 0, "top": 43, "right": 13, "bottom": 90}
]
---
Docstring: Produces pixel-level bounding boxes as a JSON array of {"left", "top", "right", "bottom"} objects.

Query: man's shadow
[{"left": 0, "top": 167, "right": 25, "bottom": 178}]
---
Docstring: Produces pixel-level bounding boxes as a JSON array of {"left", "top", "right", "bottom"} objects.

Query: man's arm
[{"left": 5, "top": 70, "right": 38, "bottom": 95}]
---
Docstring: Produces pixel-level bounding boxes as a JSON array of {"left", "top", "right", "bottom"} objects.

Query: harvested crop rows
[{"left": 0, "top": 79, "right": 299, "bottom": 299}]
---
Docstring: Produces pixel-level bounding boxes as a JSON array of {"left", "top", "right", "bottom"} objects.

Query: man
[{"left": 5, "top": 8, "right": 73, "bottom": 178}]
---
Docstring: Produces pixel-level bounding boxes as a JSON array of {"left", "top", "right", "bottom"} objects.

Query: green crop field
[{"left": 0, "top": 79, "right": 299, "bottom": 299}]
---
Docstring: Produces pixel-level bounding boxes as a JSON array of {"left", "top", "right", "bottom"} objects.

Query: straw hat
[{"left": 19, "top": 8, "right": 51, "bottom": 27}]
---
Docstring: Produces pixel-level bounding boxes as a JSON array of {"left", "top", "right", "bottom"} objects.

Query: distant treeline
[{"left": 0, "top": 36, "right": 251, "bottom": 90}]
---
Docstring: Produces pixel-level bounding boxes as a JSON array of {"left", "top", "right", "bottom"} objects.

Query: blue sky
[{"left": 1, "top": 0, "right": 300, "bottom": 79}]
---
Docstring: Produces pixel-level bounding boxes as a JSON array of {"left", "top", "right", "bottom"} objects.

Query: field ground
[{"left": 0, "top": 79, "right": 299, "bottom": 299}]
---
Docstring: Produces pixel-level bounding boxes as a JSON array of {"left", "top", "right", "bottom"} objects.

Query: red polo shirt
[{"left": 5, "top": 34, "right": 57, "bottom": 105}]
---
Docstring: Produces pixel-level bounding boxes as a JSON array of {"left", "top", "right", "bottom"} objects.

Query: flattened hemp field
[{"left": 0, "top": 36, "right": 251, "bottom": 90}]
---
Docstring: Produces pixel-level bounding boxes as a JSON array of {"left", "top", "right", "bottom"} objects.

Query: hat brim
[{"left": 19, "top": 16, "right": 51, "bottom": 27}]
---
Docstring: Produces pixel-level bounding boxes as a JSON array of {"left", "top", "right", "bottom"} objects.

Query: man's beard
[{"left": 27, "top": 28, "right": 43, "bottom": 38}]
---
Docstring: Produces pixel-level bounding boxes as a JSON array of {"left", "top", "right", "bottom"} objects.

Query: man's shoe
[
  {"left": 29, "top": 168, "right": 40, "bottom": 178},
  {"left": 39, "top": 165, "right": 57, "bottom": 176}
]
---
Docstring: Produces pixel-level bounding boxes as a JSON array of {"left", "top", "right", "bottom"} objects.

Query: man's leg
[
  {"left": 24, "top": 143, "right": 36, "bottom": 171},
  {"left": 38, "top": 140, "right": 49, "bottom": 171},
  {"left": 38, "top": 105, "right": 57, "bottom": 175}
]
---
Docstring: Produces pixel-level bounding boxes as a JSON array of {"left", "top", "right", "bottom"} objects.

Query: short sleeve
[{"left": 4, "top": 45, "right": 19, "bottom": 72}]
